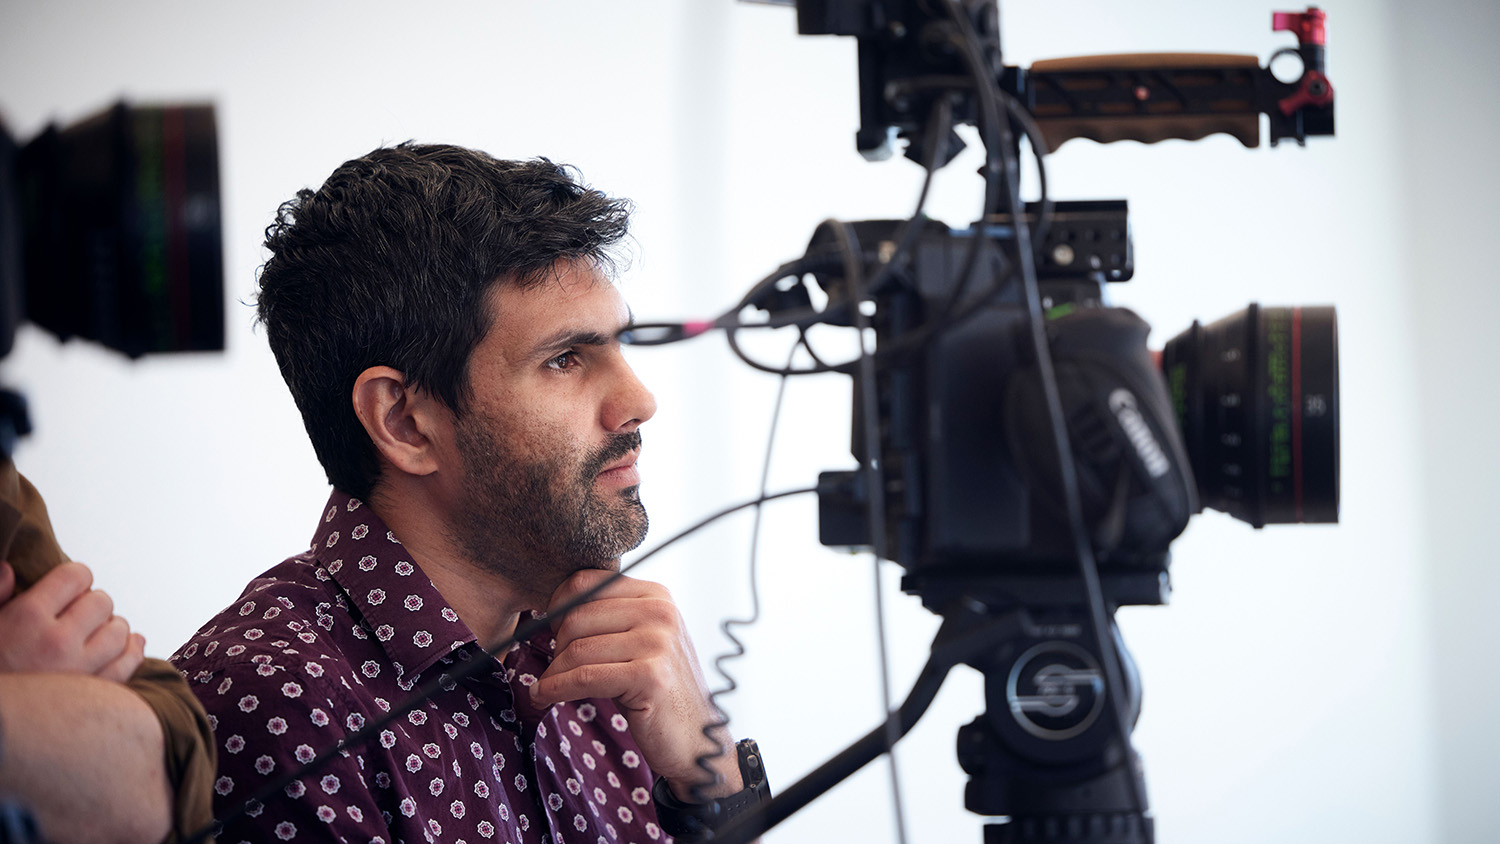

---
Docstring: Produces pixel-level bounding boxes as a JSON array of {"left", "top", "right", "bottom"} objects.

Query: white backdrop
[{"left": 2, "top": 1, "right": 1496, "bottom": 842}]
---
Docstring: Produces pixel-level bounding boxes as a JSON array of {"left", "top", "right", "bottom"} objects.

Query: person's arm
[
  {"left": 0, "top": 561, "right": 171, "bottom": 844},
  {"left": 0, "top": 673, "right": 171, "bottom": 844}
]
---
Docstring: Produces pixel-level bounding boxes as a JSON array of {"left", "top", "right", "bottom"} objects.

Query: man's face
[{"left": 444, "top": 259, "right": 656, "bottom": 593}]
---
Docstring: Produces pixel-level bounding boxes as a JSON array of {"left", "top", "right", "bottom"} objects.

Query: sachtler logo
[{"left": 1007, "top": 642, "right": 1106, "bottom": 740}]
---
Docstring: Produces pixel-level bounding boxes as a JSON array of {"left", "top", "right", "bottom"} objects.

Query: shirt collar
[{"left": 309, "top": 490, "right": 479, "bottom": 680}]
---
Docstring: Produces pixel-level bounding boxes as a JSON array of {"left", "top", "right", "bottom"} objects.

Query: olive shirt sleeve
[{"left": 0, "top": 460, "right": 217, "bottom": 843}]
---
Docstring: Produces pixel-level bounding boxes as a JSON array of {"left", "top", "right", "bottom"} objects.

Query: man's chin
[
  {"left": 585, "top": 493, "right": 648, "bottom": 557},
  {"left": 563, "top": 527, "right": 644, "bottom": 574},
  {"left": 578, "top": 557, "right": 621, "bottom": 573}
]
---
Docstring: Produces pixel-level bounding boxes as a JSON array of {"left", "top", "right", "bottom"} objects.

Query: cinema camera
[
  {"left": 629, "top": 3, "right": 1339, "bottom": 843},
  {"left": 0, "top": 101, "right": 224, "bottom": 456}
]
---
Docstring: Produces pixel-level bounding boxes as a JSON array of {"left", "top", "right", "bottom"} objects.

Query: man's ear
[{"left": 352, "top": 366, "right": 446, "bottom": 478}]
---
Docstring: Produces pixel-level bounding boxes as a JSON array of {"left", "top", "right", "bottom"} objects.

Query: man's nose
[{"left": 604, "top": 358, "right": 656, "bottom": 433}]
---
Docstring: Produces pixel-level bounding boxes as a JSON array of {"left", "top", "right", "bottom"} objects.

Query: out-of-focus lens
[
  {"left": 0, "top": 121, "right": 20, "bottom": 358},
  {"left": 16, "top": 102, "right": 223, "bottom": 357},
  {"left": 1161, "top": 304, "right": 1339, "bottom": 527}
]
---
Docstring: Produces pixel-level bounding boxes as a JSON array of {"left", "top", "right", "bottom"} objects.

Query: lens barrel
[
  {"left": 14, "top": 102, "right": 223, "bottom": 358},
  {"left": 1162, "top": 304, "right": 1339, "bottom": 527}
]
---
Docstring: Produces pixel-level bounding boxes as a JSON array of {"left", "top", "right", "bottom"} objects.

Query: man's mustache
[{"left": 581, "top": 431, "right": 643, "bottom": 479}]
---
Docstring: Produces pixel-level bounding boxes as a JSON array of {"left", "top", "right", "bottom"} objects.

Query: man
[
  {"left": 0, "top": 460, "right": 216, "bottom": 844},
  {"left": 172, "top": 144, "right": 764, "bottom": 844}
]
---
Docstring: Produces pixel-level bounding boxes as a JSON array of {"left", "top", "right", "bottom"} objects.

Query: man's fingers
[
  {"left": 530, "top": 661, "right": 634, "bottom": 708},
  {"left": 544, "top": 630, "right": 645, "bottom": 679},
  {"left": 26, "top": 562, "right": 95, "bottom": 615},
  {"left": 59, "top": 587, "right": 115, "bottom": 635},
  {"left": 0, "top": 562, "right": 143, "bottom": 678},
  {"left": 537, "top": 625, "right": 686, "bottom": 708},
  {"left": 546, "top": 569, "right": 658, "bottom": 616},
  {"left": 81, "top": 615, "right": 132, "bottom": 674},
  {"left": 97, "top": 631, "right": 147, "bottom": 683},
  {"left": 549, "top": 596, "right": 679, "bottom": 652}
]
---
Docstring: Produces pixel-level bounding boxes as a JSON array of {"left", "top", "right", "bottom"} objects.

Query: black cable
[
  {"left": 792, "top": 324, "right": 837, "bottom": 372},
  {"left": 854, "top": 91, "right": 957, "bottom": 298},
  {"left": 720, "top": 94, "right": 957, "bottom": 378},
  {"left": 931, "top": 90, "right": 1054, "bottom": 327},
  {"left": 715, "top": 79, "right": 1058, "bottom": 378},
  {"left": 691, "top": 340, "right": 797, "bottom": 801},
  {"left": 841, "top": 50, "right": 1060, "bottom": 365},
  {"left": 941, "top": 0, "right": 1151, "bottom": 817},
  {"left": 183, "top": 485, "right": 820, "bottom": 844},
  {"left": 842, "top": 86, "right": 1056, "bottom": 370},
  {"left": 712, "top": 651, "right": 952, "bottom": 844},
  {"left": 735, "top": 252, "right": 846, "bottom": 314},
  {"left": 709, "top": 602, "right": 1032, "bottom": 844},
  {"left": 626, "top": 251, "right": 847, "bottom": 350},
  {"left": 831, "top": 220, "right": 912, "bottom": 844},
  {"left": 725, "top": 310, "right": 847, "bottom": 377}
]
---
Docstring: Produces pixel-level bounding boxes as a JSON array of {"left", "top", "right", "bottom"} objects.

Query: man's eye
[{"left": 547, "top": 351, "right": 579, "bottom": 370}]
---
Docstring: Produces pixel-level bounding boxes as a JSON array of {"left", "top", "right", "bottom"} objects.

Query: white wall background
[{"left": 2, "top": 1, "right": 1495, "bottom": 842}]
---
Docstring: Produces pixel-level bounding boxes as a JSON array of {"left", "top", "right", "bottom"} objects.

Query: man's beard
[{"left": 449, "top": 418, "right": 649, "bottom": 590}]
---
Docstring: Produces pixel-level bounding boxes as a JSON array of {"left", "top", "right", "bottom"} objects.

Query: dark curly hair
[{"left": 255, "top": 143, "right": 633, "bottom": 501}]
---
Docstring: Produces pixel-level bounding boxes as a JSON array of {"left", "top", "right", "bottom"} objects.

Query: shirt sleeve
[
  {"left": 192, "top": 659, "right": 392, "bottom": 844},
  {"left": 127, "top": 657, "right": 217, "bottom": 843}
]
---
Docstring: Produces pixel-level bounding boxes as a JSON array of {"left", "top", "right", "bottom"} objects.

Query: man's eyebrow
[
  {"left": 528, "top": 308, "right": 634, "bottom": 359},
  {"left": 529, "top": 322, "right": 628, "bottom": 360},
  {"left": 532, "top": 328, "right": 612, "bottom": 354}
]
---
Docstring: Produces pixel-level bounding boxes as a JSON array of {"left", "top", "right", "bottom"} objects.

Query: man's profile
[{"left": 172, "top": 145, "right": 752, "bottom": 844}]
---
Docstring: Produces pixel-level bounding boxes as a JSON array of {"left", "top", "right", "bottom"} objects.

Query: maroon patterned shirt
[{"left": 171, "top": 491, "right": 668, "bottom": 844}]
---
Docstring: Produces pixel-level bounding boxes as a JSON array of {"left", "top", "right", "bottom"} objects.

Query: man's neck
[{"left": 366, "top": 481, "right": 540, "bottom": 650}]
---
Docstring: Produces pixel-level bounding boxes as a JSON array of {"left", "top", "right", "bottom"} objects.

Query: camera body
[
  {"left": 813, "top": 204, "right": 1199, "bottom": 609},
  {"left": 812, "top": 209, "right": 1338, "bottom": 616}
]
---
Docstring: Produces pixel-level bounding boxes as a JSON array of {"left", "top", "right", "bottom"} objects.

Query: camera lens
[
  {"left": 1161, "top": 304, "right": 1338, "bottom": 527},
  {"left": 13, "top": 102, "right": 223, "bottom": 358}
]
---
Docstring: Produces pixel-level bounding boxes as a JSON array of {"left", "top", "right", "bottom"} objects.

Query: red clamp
[
  {"left": 1273, "top": 7, "right": 1327, "bottom": 46},
  {"left": 1272, "top": 7, "right": 1332, "bottom": 116},
  {"left": 1278, "top": 70, "right": 1332, "bottom": 115}
]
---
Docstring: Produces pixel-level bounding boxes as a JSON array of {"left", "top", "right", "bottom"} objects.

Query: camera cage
[{"left": 653, "top": 4, "right": 1341, "bottom": 843}]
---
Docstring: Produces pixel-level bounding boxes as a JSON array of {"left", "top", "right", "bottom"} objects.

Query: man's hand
[
  {"left": 531, "top": 569, "right": 743, "bottom": 802},
  {"left": 0, "top": 560, "right": 146, "bottom": 682}
]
